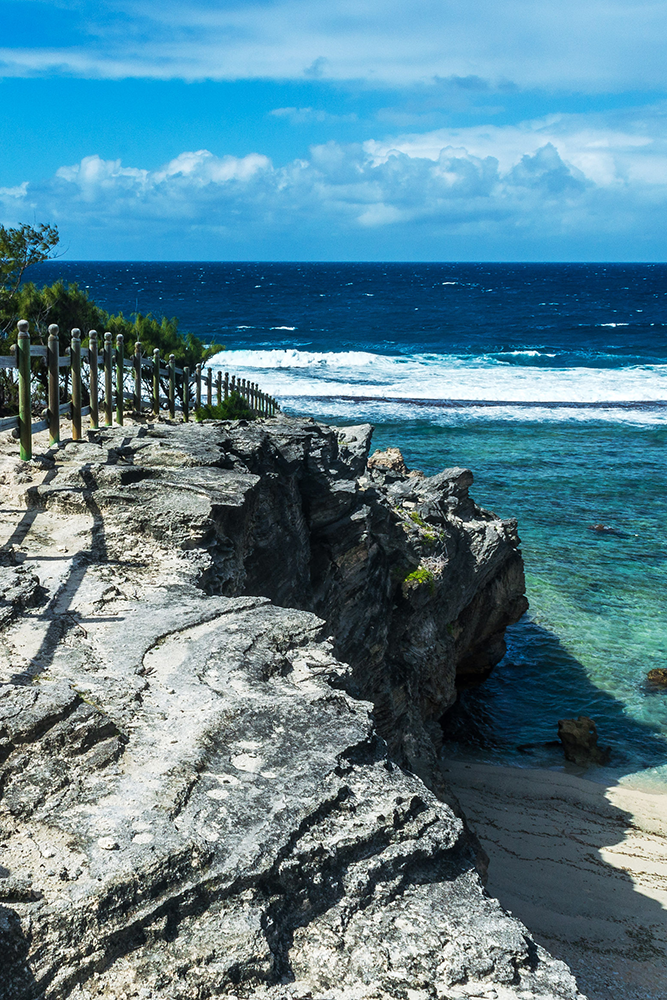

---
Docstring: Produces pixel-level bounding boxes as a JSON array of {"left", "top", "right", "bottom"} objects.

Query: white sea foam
[
  {"left": 207, "top": 347, "right": 667, "bottom": 423},
  {"left": 278, "top": 397, "right": 667, "bottom": 427},
  {"left": 498, "top": 349, "right": 556, "bottom": 358},
  {"left": 210, "top": 348, "right": 379, "bottom": 369}
]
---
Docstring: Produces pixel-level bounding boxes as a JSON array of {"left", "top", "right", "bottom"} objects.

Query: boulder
[
  {"left": 558, "top": 716, "right": 611, "bottom": 766},
  {"left": 367, "top": 445, "right": 408, "bottom": 474}
]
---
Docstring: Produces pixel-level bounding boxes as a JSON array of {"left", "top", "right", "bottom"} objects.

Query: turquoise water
[
  {"left": 370, "top": 418, "right": 667, "bottom": 782},
  {"left": 30, "top": 261, "right": 667, "bottom": 783}
]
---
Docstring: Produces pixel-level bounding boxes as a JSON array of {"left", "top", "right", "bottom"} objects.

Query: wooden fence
[{"left": 0, "top": 321, "right": 280, "bottom": 461}]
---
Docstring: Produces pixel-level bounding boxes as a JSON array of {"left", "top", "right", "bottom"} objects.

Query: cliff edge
[{"left": 0, "top": 417, "right": 581, "bottom": 1000}]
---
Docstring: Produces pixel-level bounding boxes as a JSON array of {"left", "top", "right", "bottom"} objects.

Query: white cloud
[
  {"left": 3, "top": 0, "right": 667, "bottom": 90},
  {"left": 365, "top": 108, "right": 667, "bottom": 188},
  {"left": 270, "top": 107, "right": 358, "bottom": 124},
  {"left": 3, "top": 108, "right": 667, "bottom": 258}
]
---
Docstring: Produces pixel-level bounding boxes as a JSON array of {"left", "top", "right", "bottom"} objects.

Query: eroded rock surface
[{"left": 0, "top": 418, "right": 581, "bottom": 1000}]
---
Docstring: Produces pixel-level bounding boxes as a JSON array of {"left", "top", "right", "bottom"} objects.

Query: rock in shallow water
[{"left": 558, "top": 716, "right": 611, "bottom": 766}]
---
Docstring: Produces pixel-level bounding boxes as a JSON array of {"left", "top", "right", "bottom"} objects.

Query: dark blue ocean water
[{"left": 32, "top": 261, "right": 667, "bottom": 783}]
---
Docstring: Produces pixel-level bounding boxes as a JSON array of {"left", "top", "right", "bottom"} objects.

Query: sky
[{"left": 1, "top": 0, "right": 667, "bottom": 260}]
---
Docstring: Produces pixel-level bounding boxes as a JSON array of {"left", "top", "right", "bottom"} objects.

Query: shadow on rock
[{"left": 0, "top": 905, "right": 39, "bottom": 1000}]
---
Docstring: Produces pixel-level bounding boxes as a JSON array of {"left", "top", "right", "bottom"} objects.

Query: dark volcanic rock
[{"left": 0, "top": 417, "right": 582, "bottom": 1000}]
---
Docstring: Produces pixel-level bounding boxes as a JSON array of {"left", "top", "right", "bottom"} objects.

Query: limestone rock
[
  {"left": 0, "top": 417, "right": 582, "bottom": 1000},
  {"left": 367, "top": 446, "right": 408, "bottom": 474}
]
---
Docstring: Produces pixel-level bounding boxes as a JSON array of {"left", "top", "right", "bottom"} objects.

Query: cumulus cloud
[
  {"left": 3, "top": 108, "right": 667, "bottom": 258},
  {"left": 2, "top": 0, "right": 667, "bottom": 91}
]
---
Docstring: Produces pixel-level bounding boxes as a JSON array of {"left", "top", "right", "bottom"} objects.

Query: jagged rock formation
[{"left": 0, "top": 417, "right": 581, "bottom": 1000}]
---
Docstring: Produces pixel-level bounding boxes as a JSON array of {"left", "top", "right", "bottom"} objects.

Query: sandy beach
[{"left": 443, "top": 759, "right": 667, "bottom": 1000}]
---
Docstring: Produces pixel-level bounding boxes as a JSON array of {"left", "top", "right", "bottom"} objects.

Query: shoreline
[{"left": 442, "top": 758, "right": 667, "bottom": 1000}]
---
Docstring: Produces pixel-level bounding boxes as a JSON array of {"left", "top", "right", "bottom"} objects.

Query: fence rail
[{"left": 1, "top": 321, "right": 279, "bottom": 461}]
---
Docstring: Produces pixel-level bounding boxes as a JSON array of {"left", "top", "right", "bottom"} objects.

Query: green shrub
[
  {"left": 407, "top": 510, "right": 438, "bottom": 545},
  {"left": 195, "top": 392, "right": 255, "bottom": 422},
  {"left": 0, "top": 279, "right": 225, "bottom": 416},
  {"left": 0, "top": 280, "right": 223, "bottom": 367},
  {"left": 402, "top": 567, "right": 436, "bottom": 595}
]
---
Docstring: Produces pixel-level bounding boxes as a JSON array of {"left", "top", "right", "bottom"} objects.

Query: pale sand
[{"left": 443, "top": 759, "right": 667, "bottom": 1000}]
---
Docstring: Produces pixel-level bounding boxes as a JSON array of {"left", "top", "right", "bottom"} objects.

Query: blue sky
[{"left": 1, "top": 0, "right": 667, "bottom": 260}]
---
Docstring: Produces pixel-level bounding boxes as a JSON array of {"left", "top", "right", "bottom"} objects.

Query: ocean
[{"left": 33, "top": 260, "right": 667, "bottom": 785}]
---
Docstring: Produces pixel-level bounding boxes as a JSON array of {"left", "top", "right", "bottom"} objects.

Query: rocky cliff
[{"left": 0, "top": 416, "right": 581, "bottom": 1000}]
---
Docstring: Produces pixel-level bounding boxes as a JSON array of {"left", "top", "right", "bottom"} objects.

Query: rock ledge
[{"left": 0, "top": 418, "right": 582, "bottom": 1000}]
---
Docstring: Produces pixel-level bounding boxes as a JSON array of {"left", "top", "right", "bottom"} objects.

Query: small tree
[
  {"left": 0, "top": 223, "right": 59, "bottom": 413},
  {"left": 0, "top": 223, "right": 59, "bottom": 322}
]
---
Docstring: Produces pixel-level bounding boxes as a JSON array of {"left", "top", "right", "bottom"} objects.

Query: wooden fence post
[
  {"left": 153, "top": 349, "right": 160, "bottom": 414},
  {"left": 207, "top": 367, "right": 212, "bottom": 407},
  {"left": 183, "top": 366, "right": 190, "bottom": 422},
  {"left": 47, "top": 324, "right": 60, "bottom": 446},
  {"left": 195, "top": 363, "right": 201, "bottom": 411},
  {"left": 224, "top": 372, "right": 229, "bottom": 399},
  {"left": 116, "top": 334, "right": 124, "bottom": 426},
  {"left": 17, "top": 320, "right": 32, "bottom": 461},
  {"left": 134, "top": 341, "right": 142, "bottom": 414},
  {"left": 230, "top": 375, "right": 236, "bottom": 396},
  {"left": 104, "top": 333, "right": 113, "bottom": 426},
  {"left": 89, "top": 330, "right": 99, "bottom": 430},
  {"left": 216, "top": 370, "right": 222, "bottom": 405},
  {"left": 169, "top": 354, "right": 176, "bottom": 418},
  {"left": 71, "top": 329, "right": 82, "bottom": 441}
]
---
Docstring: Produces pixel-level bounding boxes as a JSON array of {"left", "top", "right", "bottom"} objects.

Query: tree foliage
[
  {"left": 0, "top": 274, "right": 224, "bottom": 417},
  {"left": 0, "top": 279, "right": 223, "bottom": 367},
  {"left": 0, "top": 223, "right": 60, "bottom": 318}
]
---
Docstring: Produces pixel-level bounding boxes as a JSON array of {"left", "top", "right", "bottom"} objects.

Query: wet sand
[{"left": 443, "top": 759, "right": 667, "bottom": 1000}]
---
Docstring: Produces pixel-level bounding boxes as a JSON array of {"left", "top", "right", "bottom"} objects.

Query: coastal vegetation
[
  {"left": 402, "top": 565, "right": 436, "bottom": 594},
  {"left": 195, "top": 392, "right": 255, "bottom": 422},
  {"left": 1, "top": 278, "right": 221, "bottom": 367},
  {"left": 0, "top": 222, "right": 223, "bottom": 416}
]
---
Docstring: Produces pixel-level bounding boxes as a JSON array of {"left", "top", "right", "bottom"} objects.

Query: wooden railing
[{"left": 0, "top": 321, "right": 280, "bottom": 461}]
